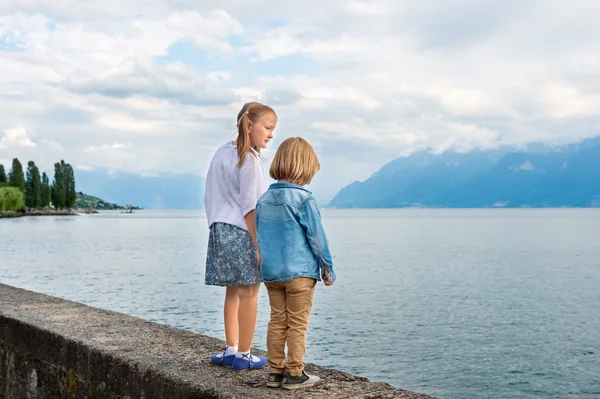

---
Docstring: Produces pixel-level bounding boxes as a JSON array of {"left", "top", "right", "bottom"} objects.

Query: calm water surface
[{"left": 1, "top": 209, "right": 599, "bottom": 399}]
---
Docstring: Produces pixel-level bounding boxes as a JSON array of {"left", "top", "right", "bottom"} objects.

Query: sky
[{"left": 1, "top": 0, "right": 600, "bottom": 203}]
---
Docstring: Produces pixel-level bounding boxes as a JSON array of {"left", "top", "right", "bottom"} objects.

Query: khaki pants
[{"left": 265, "top": 277, "right": 316, "bottom": 376}]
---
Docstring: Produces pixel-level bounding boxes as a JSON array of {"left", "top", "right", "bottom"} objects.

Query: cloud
[
  {"left": 39, "top": 139, "right": 65, "bottom": 152},
  {"left": 0, "top": 126, "right": 69, "bottom": 175},
  {"left": 63, "top": 58, "right": 238, "bottom": 106},
  {"left": 75, "top": 163, "right": 93, "bottom": 171},
  {"left": 0, "top": 126, "right": 36, "bottom": 148},
  {"left": 2, "top": 0, "right": 600, "bottom": 203},
  {"left": 84, "top": 143, "right": 133, "bottom": 152},
  {"left": 261, "top": 88, "right": 301, "bottom": 105}
]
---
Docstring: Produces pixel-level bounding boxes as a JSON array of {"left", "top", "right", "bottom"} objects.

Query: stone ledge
[{"left": 0, "top": 283, "right": 436, "bottom": 398}]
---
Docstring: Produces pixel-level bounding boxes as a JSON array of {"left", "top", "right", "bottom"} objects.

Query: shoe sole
[
  {"left": 231, "top": 364, "right": 267, "bottom": 371},
  {"left": 210, "top": 362, "right": 232, "bottom": 368},
  {"left": 281, "top": 382, "right": 317, "bottom": 390},
  {"left": 266, "top": 382, "right": 283, "bottom": 388}
]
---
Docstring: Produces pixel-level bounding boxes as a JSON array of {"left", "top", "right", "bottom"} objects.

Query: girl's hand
[
  {"left": 255, "top": 250, "right": 261, "bottom": 268},
  {"left": 323, "top": 268, "right": 334, "bottom": 286}
]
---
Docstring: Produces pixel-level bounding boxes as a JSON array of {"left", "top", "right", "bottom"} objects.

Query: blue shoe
[
  {"left": 232, "top": 353, "right": 267, "bottom": 371},
  {"left": 210, "top": 350, "right": 236, "bottom": 367}
]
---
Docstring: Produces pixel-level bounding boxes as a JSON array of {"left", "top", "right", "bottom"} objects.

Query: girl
[
  {"left": 204, "top": 102, "right": 277, "bottom": 370},
  {"left": 255, "top": 137, "right": 336, "bottom": 389}
]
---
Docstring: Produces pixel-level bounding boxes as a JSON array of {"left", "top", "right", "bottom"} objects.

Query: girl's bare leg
[
  {"left": 224, "top": 286, "right": 240, "bottom": 347},
  {"left": 237, "top": 283, "right": 261, "bottom": 352}
]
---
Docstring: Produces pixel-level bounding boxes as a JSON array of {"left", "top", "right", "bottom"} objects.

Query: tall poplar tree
[
  {"left": 25, "top": 161, "right": 41, "bottom": 209},
  {"left": 8, "top": 158, "right": 25, "bottom": 193}
]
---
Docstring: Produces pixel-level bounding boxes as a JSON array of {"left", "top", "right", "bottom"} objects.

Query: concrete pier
[{"left": 0, "top": 283, "right": 436, "bottom": 398}]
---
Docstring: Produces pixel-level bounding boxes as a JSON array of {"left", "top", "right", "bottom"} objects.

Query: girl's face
[{"left": 249, "top": 112, "right": 277, "bottom": 149}]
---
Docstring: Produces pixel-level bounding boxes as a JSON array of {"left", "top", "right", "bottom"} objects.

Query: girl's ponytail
[{"left": 236, "top": 110, "right": 251, "bottom": 168}]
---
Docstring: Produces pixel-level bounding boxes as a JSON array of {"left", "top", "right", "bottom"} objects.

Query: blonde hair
[
  {"left": 236, "top": 102, "right": 277, "bottom": 168},
  {"left": 270, "top": 137, "right": 320, "bottom": 186}
]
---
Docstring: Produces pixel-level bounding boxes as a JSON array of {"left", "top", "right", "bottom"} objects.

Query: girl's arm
[
  {"left": 245, "top": 210, "right": 260, "bottom": 267},
  {"left": 239, "top": 153, "right": 262, "bottom": 266},
  {"left": 299, "top": 197, "right": 336, "bottom": 284},
  {"left": 245, "top": 210, "right": 259, "bottom": 249}
]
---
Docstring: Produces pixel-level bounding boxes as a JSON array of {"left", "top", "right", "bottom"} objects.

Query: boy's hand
[{"left": 323, "top": 268, "right": 334, "bottom": 286}]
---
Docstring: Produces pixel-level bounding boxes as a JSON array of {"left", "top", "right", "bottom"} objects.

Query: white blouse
[{"left": 204, "top": 142, "right": 268, "bottom": 231}]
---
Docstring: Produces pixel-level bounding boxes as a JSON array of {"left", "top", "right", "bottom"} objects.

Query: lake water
[{"left": 1, "top": 209, "right": 599, "bottom": 399}]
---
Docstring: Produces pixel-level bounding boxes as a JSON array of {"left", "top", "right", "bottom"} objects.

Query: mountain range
[
  {"left": 75, "top": 137, "right": 600, "bottom": 209},
  {"left": 328, "top": 136, "right": 600, "bottom": 208}
]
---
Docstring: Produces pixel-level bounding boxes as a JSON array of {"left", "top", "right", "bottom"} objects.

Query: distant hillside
[
  {"left": 75, "top": 192, "right": 138, "bottom": 210},
  {"left": 74, "top": 170, "right": 205, "bottom": 210},
  {"left": 329, "top": 136, "right": 600, "bottom": 208}
]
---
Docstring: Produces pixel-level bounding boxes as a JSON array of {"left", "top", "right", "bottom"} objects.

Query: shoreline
[{"left": 0, "top": 209, "right": 85, "bottom": 219}]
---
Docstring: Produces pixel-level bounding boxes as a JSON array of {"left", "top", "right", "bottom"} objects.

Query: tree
[
  {"left": 25, "top": 161, "right": 42, "bottom": 209},
  {"left": 41, "top": 172, "right": 51, "bottom": 208},
  {"left": 0, "top": 164, "right": 6, "bottom": 186},
  {"left": 51, "top": 162, "right": 66, "bottom": 209},
  {"left": 8, "top": 158, "right": 25, "bottom": 193},
  {"left": 64, "top": 162, "right": 76, "bottom": 208},
  {"left": 0, "top": 187, "right": 26, "bottom": 212}
]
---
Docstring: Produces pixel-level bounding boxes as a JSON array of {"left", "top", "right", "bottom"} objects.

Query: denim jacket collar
[{"left": 269, "top": 182, "right": 312, "bottom": 194}]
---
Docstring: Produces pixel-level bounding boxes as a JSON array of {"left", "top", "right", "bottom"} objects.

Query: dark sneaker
[
  {"left": 266, "top": 373, "right": 284, "bottom": 388},
  {"left": 231, "top": 353, "right": 268, "bottom": 371},
  {"left": 281, "top": 370, "right": 320, "bottom": 390}
]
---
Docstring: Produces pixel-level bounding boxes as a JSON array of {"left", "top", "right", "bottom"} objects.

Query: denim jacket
[{"left": 256, "top": 182, "right": 336, "bottom": 283}]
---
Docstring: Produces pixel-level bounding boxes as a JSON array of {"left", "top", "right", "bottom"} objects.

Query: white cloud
[
  {"left": 207, "top": 71, "right": 232, "bottom": 82},
  {"left": 2, "top": 0, "right": 600, "bottom": 202},
  {"left": 85, "top": 143, "right": 133, "bottom": 152},
  {"left": 63, "top": 58, "right": 238, "bottom": 106},
  {"left": 0, "top": 126, "right": 36, "bottom": 148},
  {"left": 75, "top": 164, "right": 93, "bottom": 171},
  {"left": 0, "top": 126, "right": 69, "bottom": 175},
  {"left": 39, "top": 139, "right": 65, "bottom": 152}
]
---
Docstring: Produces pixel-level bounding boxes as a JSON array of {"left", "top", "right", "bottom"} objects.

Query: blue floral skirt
[{"left": 205, "top": 223, "right": 263, "bottom": 286}]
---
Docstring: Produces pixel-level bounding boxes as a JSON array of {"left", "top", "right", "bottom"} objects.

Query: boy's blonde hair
[
  {"left": 236, "top": 102, "right": 277, "bottom": 168},
  {"left": 270, "top": 137, "right": 320, "bottom": 186}
]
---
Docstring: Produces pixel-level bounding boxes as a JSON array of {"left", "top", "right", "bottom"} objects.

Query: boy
[{"left": 256, "top": 137, "right": 336, "bottom": 390}]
